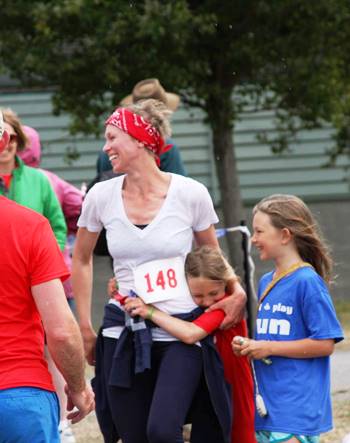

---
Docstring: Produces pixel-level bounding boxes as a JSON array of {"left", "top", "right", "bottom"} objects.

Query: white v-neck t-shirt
[{"left": 78, "top": 173, "right": 219, "bottom": 340}]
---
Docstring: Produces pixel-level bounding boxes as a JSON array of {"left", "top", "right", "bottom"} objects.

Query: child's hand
[
  {"left": 232, "top": 335, "right": 249, "bottom": 356},
  {"left": 124, "top": 296, "right": 149, "bottom": 318},
  {"left": 232, "top": 336, "right": 272, "bottom": 360},
  {"left": 107, "top": 277, "right": 118, "bottom": 298}
]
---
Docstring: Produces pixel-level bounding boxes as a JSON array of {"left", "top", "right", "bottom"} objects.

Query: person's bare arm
[
  {"left": 32, "top": 279, "right": 95, "bottom": 423},
  {"left": 193, "top": 225, "right": 219, "bottom": 248},
  {"left": 232, "top": 336, "right": 335, "bottom": 360},
  {"left": 71, "top": 227, "right": 100, "bottom": 365},
  {"left": 124, "top": 297, "right": 208, "bottom": 344}
]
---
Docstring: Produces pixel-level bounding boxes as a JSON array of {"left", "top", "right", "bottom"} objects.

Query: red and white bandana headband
[{"left": 105, "top": 108, "right": 171, "bottom": 165}]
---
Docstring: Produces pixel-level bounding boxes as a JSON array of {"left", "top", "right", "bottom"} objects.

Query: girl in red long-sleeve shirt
[{"left": 124, "top": 246, "right": 256, "bottom": 443}]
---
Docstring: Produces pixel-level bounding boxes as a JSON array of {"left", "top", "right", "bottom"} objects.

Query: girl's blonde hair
[
  {"left": 253, "top": 194, "right": 332, "bottom": 283},
  {"left": 127, "top": 99, "right": 172, "bottom": 139},
  {"left": 185, "top": 246, "right": 237, "bottom": 293},
  {"left": 1, "top": 108, "right": 28, "bottom": 151}
]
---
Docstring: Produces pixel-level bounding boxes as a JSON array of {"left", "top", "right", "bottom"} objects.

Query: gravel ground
[
  {"left": 322, "top": 339, "right": 350, "bottom": 443},
  {"left": 73, "top": 412, "right": 103, "bottom": 443},
  {"left": 322, "top": 397, "right": 350, "bottom": 443},
  {"left": 72, "top": 396, "right": 350, "bottom": 443},
  {"left": 72, "top": 344, "right": 350, "bottom": 443}
]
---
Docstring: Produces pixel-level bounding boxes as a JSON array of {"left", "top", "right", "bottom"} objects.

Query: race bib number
[{"left": 133, "top": 256, "right": 191, "bottom": 304}]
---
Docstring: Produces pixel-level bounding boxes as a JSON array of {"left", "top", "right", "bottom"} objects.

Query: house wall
[{"left": 1, "top": 91, "right": 349, "bottom": 304}]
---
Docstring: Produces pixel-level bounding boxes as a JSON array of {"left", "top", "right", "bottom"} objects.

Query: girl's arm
[
  {"left": 124, "top": 297, "right": 217, "bottom": 344},
  {"left": 71, "top": 227, "right": 100, "bottom": 365},
  {"left": 232, "top": 337, "right": 335, "bottom": 359}
]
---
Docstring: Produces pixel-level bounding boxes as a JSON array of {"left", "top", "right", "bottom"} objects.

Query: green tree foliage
[{"left": 1, "top": 0, "right": 350, "bottom": 264}]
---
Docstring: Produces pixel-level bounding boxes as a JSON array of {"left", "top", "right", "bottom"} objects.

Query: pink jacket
[
  {"left": 19, "top": 126, "right": 83, "bottom": 234},
  {"left": 42, "top": 169, "right": 83, "bottom": 235},
  {"left": 19, "top": 126, "right": 83, "bottom": 298}
]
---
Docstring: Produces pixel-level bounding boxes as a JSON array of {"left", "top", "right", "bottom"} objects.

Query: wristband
[{"left": 146, "top": 306, "right": 155, "bottom": 321}]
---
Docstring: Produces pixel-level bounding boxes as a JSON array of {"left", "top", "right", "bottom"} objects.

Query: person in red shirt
[
  {"left": 0, "top": 113, "right": 95, "bottom": 443},
  {"left": 20, "top": 124, "right": 84, "bottom": 442},
  {"left": 124, "top": 245, "right": 256, "bottom": 443}
]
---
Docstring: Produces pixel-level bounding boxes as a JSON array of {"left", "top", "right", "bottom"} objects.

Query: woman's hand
[
  {"left": 81, "top": 327, "right": 97, "bottom": 366},
  {"left": 124, "top": 296, "right": 149, "bottom": 319},
  {"left": 232, "top": 336, "right": 272, "bottom": 360},
  {"left": 207, "top": 280, "right": 247, "bottom": 329}
]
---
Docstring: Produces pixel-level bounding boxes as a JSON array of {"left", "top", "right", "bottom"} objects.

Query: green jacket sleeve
[{"left": 42, "top": 178, "right": 67, "bottom": 251}]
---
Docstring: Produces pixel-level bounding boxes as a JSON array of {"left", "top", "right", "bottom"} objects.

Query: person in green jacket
[{"left": 0, "top": 108, "right": 66, "bottom": 250}]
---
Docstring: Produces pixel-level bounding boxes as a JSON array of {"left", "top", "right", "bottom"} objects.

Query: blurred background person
[
  {"left": 0, "top": 111, "right": 9, "bottom": 149},
  {"left": 0, "top": 107, "right": 66, "bottom": 250}
]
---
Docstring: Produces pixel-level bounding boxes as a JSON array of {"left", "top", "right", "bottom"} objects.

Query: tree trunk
[{"left": 211, "top": 121, "right": 244, "bottom": 270}]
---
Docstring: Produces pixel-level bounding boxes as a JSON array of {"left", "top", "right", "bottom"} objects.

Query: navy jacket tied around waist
[{"left": 93, "top": 302, "right": 232, "bottom": 443}]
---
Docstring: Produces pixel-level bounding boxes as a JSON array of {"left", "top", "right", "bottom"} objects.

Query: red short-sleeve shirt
[{"left": 0, "top": 197, "right": 69, "bottom": 391}]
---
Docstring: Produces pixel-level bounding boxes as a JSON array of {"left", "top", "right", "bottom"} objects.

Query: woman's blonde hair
[
  {"left": 185, "top": 246, "right": 237, "bottom": 293},
  {"left": 127, "top": 99, "right": 172, "bottom": 139},
  {"left": 1, "top": 108, "right": 28, "bottom": 151},
  {"left": 253, "top": 194, "right": 332, "bottom": 283}
]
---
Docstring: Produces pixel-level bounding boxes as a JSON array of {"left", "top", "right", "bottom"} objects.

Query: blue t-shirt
[{"left": 254, "top": 267, "right": 343, "bottom": 435}]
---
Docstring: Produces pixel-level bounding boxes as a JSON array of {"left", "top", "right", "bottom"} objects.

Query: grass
[{"left": 73, "top": 399, "right": 350, "bottom": 443}]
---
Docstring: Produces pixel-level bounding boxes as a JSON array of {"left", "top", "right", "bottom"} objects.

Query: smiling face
[
  {"left": 187, "top": 277, "right": 226, "bottom": 309},
  {"left": 0, "top": 122, "right": 18, "bottom": 168},
  {"left": 103, "top": 125, "right": 140, "bottom": 173},
  {"left": 252, "top": 210, "right": 286, "bottom": 261}
]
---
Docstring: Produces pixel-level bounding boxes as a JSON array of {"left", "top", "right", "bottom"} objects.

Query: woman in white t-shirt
[{"left": 72, "top": 99, "right": 246, "bottom": 443}]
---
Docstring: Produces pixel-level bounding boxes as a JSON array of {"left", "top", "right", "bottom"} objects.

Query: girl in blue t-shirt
[{"left": 232, "top": 194, "right": 343, "bottom": 443}]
